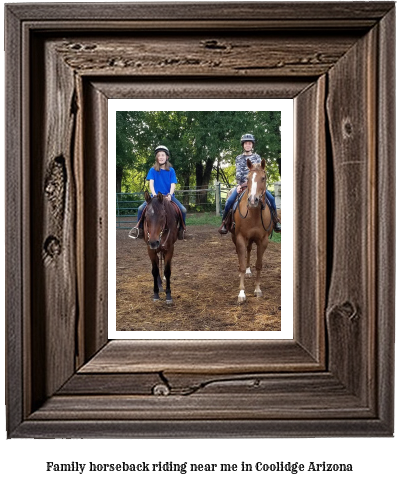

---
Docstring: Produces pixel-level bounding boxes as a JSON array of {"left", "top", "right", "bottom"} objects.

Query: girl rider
[
  {"left": 218, "top": 133, "right": 281, "bottom": 234},
  {"left": 130, "top": 145, "right": 186, "bottom": 239}
]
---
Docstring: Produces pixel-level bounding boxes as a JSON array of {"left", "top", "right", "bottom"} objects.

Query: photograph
[{"left": 110, "top": 102, "right": 292, "bottom": 336}]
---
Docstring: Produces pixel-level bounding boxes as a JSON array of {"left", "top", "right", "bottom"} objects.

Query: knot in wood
[
  {"left": 342, "top": 119, "right": 353, "bottom": 137},
  {"left": 152, "top": 383, "right": 170, "bottom": 396},
  {"left": 45, "top": 181, "right": 56, "bottom": 196},
  {"left": 201, "top": 40, "right": 227, "bottom": 50},
  {"left": 44, "top": 236, "right": 61, "bottom": 257}
]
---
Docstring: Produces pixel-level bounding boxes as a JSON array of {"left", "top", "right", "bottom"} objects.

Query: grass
[
  {"left": 185, "top": 212, "right": 281, "bottom": 243},
  {"left": 186, "top": 213, "right": 222, "bottom": 226},
  {"left": 270, "top": 231, "right": 281, "bottom": 243}
]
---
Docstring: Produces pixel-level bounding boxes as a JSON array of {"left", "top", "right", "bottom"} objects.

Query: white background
[
  {"left": 1, "top": 1, "right": 397, "bottom": 486},
  {"left": 108, "top": 98, "right": 293, "bottom": 339}
]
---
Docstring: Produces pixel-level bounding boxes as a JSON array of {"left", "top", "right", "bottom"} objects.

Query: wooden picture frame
[{"left": 5, "top": 2, "right": 395, "bottom": 438}]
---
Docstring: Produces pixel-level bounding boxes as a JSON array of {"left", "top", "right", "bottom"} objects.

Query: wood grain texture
[
  {"left": 59, "top": 371, "right": 357, "bottom": 397},
  {"left": 30, "top": 37, "right": 78, "bottom": 407},
  {"left": 81, "top": 81, "right": 109, "bottom": 362},
  {"left": 376, "top": 7, "right": 395, "bottom": 431},
  {"left": 14, "top": 418, "right": 390, "bottom": 439},
  {"left": 79, "top": 340, "right": 321, "bottom": 374},
  {"left": 29, "top": 393, "right": 371, "bottom": 421},
  {"left": 7, "top": 2, "right": 394, "bottom": 22},
  {"left": 294, "top": 76, "right": 326, "bottom": 363},
  {"left": 53, "top": 33, "right": 360, "bottom": 78},
  {"left": 5, "top": 5, "right": 24, "bottom": 437},
  {"left": 91, "top": 79, "right": 312, "bottom": 100},
  {"left": 5, "top": 2, "right": 395, "bottom": 438},
  {"left": 326, "top": 26, "right": 377, "bottom": 405}
]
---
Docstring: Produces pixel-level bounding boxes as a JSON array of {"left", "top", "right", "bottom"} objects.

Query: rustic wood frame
[{"left": 5, "top": 2, "right": 395, "bottom": 438}]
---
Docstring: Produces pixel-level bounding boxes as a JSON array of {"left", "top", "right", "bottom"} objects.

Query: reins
[
  {"left": 260, "top": 204, "right": 273, "bottom": 232},
  {"left": 238, "top": 189, "right": 249, "bottom": 219}
]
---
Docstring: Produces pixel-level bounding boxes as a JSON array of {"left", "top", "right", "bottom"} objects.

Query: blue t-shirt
[{"left": 146, "top": 167, "right": 178, "bottom": 195}]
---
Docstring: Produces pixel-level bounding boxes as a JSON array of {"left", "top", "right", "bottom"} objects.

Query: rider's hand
[
  {"left": 237, "top": 185, "right": 242, "bottom": 194},
  {"left": 166, "top": 193, "right": 172, "bottom": 201}
]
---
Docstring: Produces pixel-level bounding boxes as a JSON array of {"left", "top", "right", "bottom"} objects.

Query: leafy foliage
[{"left": 116, "top": 111, "right": 281, "bottom": 193}]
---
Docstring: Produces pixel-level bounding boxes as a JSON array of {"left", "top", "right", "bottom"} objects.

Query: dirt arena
[{"left": 116, "top": 224, "right": 281, "bottom": 332}]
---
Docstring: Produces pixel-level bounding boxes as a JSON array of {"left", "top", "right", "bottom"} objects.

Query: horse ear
[
  {"left": 144, "top": 191, "right": 151, "bottom": 203},
  {"left": 247, "top": 158, "right": 252, "bottom": 169},
  {"left": 261, "top": 158, "right": 266, "bottom": 170},
  {"left": 157, "top": 192, "right": 163, "bottom": 202}
]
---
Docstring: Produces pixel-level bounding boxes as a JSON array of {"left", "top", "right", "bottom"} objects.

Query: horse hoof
[
  {"left": 245, "top": 268, "right": 252, "bottom": 278},
  {"left": 237, "top": 291, "right": 246, "bottom": 304},
  {"left": 254, "top": 290, "right": 262, "bottom": 297},
  {"left": 166, "top": 297, "right": 173, "bottom": 304},
  {"left": 153, "top": 293, "right": 160, "bottom": 301}
]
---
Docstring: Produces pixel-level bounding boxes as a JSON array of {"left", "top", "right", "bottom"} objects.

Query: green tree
[{"left": 115, "top": 110, "right": 281, "bottom": 198}]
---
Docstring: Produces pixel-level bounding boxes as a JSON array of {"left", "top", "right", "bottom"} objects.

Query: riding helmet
[
  {"left": 155, "top": 145, "right": 170, "bottom": 157},
  {"left": 240, "top": 134, "right": 256, "bottom": 146}
]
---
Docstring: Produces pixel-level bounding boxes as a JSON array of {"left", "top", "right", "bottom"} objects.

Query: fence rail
[{"left": 116, "top": 184, "right": 230, "bottom": 229}]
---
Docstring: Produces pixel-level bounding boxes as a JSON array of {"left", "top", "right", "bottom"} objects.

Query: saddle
[
  {"left": 224, "top": 185, "right": 248, "bottom": 234},
  {"left": 170, "top": 200, "right": 186, "bottom": 231},
  {"left": 135, "top": 198, "right": 186, "bottom": 232},
  {"left": 225, "top": 186, "right": 274, "bottom": 234}
]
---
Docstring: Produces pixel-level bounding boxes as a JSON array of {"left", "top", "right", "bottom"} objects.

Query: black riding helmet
[
  {"left": 240, "top": 134, "right": 256, "bottom": 146},
  {"left": 155, "top": 145, "right": 170, "bottom": 157}
]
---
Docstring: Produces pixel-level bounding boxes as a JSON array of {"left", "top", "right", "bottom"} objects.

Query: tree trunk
[
  {"left": 182, "top": 172, "right": 190, "bottom": 207},
  {"left": 196, "top": 158, "right": 214, "bottom": 205},
  {"left": 116, "top": 166, "right": 123, "bottom": 193}
]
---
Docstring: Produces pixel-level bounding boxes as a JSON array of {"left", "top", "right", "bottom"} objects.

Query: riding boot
[
  {"left": 178, "top": 227, "right": 185, "bottom": 240},
  {"left": 218, "top": 221, "right": 228, "bottom": 235},
  {"left": 271, "top": 209, "right": 281, "bottom": 233}
]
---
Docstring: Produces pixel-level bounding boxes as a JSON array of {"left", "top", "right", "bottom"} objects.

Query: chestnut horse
[
  {"left": 143, "top": 191, "right": 178, "bottom": 304},
  {"left": 232, "top": 159, "right": 273, "bottom": 304}
]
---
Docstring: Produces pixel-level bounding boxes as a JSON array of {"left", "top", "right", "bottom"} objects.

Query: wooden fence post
[{"left": 215, "top": 182, "right": 221, "bottom": 216}]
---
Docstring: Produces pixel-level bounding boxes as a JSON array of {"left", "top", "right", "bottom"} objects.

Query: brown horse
[
  {"left": 143, "top": 191, "right": 178, "bottom": 304},
  {"left": 232, "top": 158, "right": 273, "bottom": 304}
]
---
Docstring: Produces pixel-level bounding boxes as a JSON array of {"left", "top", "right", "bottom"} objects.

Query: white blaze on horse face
[{"left": 249, "top": 172, "right": 257, "bottom": 204}]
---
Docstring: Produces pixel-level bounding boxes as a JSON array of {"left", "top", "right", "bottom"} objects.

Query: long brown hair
[{"left": 153, "top": 152, "right": 172, "bottom": 172}]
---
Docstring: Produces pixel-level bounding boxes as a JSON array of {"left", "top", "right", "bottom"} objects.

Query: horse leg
[
  {"left": 246, "top": 241, "right": 252, "bottom": 277},
  {"left": 254, "top": 242, "right": 267, "bottom": 297},
  {"left": 236, "top": 236, "right": 248, "bottom": 304},
  {"left": 164, "top": 247, "right": 174, "bottom": 304},
  {"left": 156, "top": 254, "right": 163, "bottom": 292},
  {"left": 150, "top": 251, "right": 161, "bottom": 301}
]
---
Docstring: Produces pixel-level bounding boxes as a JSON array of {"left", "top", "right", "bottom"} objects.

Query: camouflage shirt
[{"left": 235, "top": 152, "right": 261, "bottom": 185}]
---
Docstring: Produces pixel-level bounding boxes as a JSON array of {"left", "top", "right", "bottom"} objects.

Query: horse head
[
  {"left": 144, "top": 191, "right": 166, "bottom": 250},
  {"left": 246, "top": 158, "right": 267, "bottom": 208}
]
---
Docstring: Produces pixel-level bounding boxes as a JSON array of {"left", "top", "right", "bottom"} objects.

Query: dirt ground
[{"left": 116, "top": 225, "right": 281, "bottom": 331}]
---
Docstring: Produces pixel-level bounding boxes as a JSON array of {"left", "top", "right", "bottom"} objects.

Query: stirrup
[
  {"left": 218, "top": 222, "right": 228, "bottom": 235},
  {"left": 128, "top": 227, "right": 141, "bottom": 239},
  {"left": 274, "top": 221, "right": 281, "bottom": 233}
]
